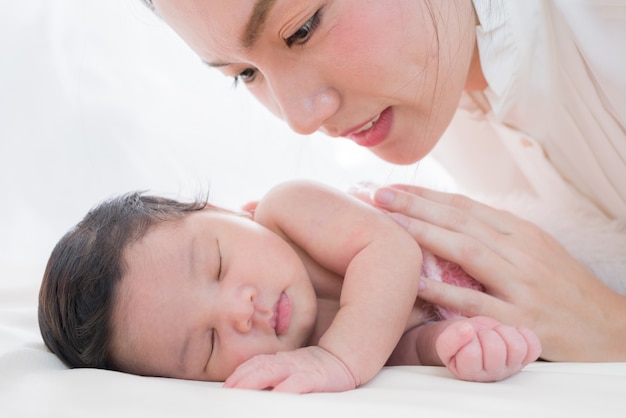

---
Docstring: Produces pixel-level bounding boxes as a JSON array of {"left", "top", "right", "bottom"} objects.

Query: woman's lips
[
  {"left": 344, "top": 107, "right": 393, "bottom": 148},
  {"left": 274, "top": 292, "right": 292, "bottom": 335}
]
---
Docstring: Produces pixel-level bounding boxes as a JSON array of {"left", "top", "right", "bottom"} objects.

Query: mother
[{"left": 141, "top": 0, "right": 626, "bottom": 361}]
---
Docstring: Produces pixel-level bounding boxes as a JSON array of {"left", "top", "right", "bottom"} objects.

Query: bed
[
  {"left": 2, "top": 272, "right": 625, "bottom": 418},
  {"left": 2, "top": 1, "right": 625, "bottom": 416}
]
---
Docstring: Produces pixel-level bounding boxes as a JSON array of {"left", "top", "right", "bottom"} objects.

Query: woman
[{"left": 141, "top": 0, "right": 626, "bottom": 361}]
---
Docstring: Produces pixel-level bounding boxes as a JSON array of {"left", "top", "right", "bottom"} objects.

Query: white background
[
  {"left": 0, "top": 0, "right": 451, "bottom": 286},
  {"left": 2, "top": 5, "right": 626, "bottom": 418}
]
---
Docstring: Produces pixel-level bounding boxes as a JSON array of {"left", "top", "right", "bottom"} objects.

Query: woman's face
[{"left": 151, "top": 0, "right": 478, "bottom": 164}]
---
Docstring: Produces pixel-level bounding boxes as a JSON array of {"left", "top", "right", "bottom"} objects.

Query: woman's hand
[{"left": 373, "top": 185, "right": 626, "bottom": 362}]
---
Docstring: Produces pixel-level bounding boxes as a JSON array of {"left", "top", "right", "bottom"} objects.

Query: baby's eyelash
[
  {"left": 216, "top": 239, "right": 223, "bottom": 280},
  {"left": 204, "top": 330, "right": 215, "bottom": 372}
]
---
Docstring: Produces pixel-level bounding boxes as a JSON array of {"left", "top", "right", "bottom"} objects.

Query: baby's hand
[
  {"left": 436, "top": 316, "right": 541, "bottom": 382},
  {"left": 223, "top": 346, "right": 357, "bottom": 393}
]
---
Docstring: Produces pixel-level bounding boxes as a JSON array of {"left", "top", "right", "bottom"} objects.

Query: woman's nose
[
  {"left": 267, "top": 70, "right": 340, "bottom": 135},
  {"left": 281, "top": 87, "right": 340, "bottom": 135}
]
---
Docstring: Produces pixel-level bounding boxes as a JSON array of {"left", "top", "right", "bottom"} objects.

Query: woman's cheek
[{"left": 248, "top": 85, "right": 283, "bottom": 120}]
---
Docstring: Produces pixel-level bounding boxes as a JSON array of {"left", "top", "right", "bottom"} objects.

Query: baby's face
[{"left": 110, "top": 209, "right": 317, "bottom": 381}]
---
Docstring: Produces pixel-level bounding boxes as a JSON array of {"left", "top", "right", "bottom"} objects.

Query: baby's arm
[
  {"left": 225, "top": 180, "right": 422, "bottom": 392},
  {"left": 389, "top": 316, "right": 541, "bottom": 382}
]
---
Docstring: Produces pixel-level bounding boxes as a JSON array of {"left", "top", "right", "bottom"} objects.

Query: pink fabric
[{"left": 421, "top": 250, "right": 485, "bottom": 320}]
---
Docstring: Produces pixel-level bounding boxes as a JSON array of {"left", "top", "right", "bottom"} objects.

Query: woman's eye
[
  {"left": 233, "top": 67, "right": 257, "bottom": 87},
  {"left": 285, "top": 9, "right": 321, "bottom": 47}
]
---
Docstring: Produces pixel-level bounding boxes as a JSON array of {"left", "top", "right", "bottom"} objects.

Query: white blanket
[
  {"left": 2, "top": 264, "right": 625, "bottom": 417},
  {"left": 1, "top": 2, "right": 625, "bottom": 417}
]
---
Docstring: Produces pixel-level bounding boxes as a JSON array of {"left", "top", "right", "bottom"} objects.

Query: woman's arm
[
  {"left": 373, "top": 185, "right": 626, "bottom": 361},
  {"left": 225, "top": 180, "right": 422, "bottom": 392}
]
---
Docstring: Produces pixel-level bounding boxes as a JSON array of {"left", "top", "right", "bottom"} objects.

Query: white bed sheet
[
  {"left": 2, "top": 263, "right": 626, "bottom": 418},
  {"left": 2, "top": 1, "right": 625, "bottom": 417}
]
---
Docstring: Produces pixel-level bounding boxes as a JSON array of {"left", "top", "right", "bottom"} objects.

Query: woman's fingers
[
  {"left": 419, "top": 278, "right": 515, "bottom": 321},
  {"left": 376, "top": 185, "right": 518, "bottom": 235},
  {"left": 374, "top": 186, "right": 516, "bottom": 255},
  {"left": 392, "top": 211, "right": 514, "bottom": 293},
  {"left": 373, "top": 185, "right": 532, "bottom": 323},
  {"left": 380, "top": 185, "right": 570, "bottom": 270},
  {"left": 372, "top": 184, "right": 626, "bottom": 362},
  {"left": 373, "top": 186, "right": 552, "bottom": 294}
]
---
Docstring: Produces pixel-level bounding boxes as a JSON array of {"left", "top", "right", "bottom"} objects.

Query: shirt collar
[{"left": 472, "top": 0, "right": 517, "bottom": 98}]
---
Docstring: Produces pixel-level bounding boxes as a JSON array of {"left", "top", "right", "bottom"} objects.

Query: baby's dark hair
[{"left": 38, "top": 192, "right": 207, "bottom": 370}]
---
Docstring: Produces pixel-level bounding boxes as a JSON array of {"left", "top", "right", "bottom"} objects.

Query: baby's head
[
  {"left": 39, "top": 191, "right": 318, "bottom": 381},
  {"left": 38, "top": 193, "right": 207, "bottom": 372}
]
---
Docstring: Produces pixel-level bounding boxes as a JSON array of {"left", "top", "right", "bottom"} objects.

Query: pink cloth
[{"left": 421, "top": 250, "right": 485, "bottom": 320}]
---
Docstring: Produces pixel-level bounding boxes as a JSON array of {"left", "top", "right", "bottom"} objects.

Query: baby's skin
[
  {"left": 224, "top": 182, "right": 540, "bottom": 388},
  {"left": 114, "top": 181, "right": 541, "bottom": 392}
]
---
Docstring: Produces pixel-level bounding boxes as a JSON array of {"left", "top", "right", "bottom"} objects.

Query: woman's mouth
[
  {"left": 344, "top": 107, "right": 393, "bottom": 148},
  {"left": 353, "top": 113, "right": 381, "bottom": 134}
]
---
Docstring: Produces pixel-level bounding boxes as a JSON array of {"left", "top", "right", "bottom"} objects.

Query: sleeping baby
[{"left": 38, "top": 180, "right": 541, "bottom": 393}]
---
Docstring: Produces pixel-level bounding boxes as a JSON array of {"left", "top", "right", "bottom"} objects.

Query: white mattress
[
  {"left": 2, "top": 264, "right": 625, "bottom": 417},
  {"left": 2, "top": 2, "right": 625, "bottom": 417}
]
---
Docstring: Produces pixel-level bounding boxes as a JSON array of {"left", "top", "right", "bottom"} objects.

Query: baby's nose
[
  {"left": 230, "top": 285, "right": 256, "bottom": 333},
  {"left": 233, "top": 315, "right": 252, "bottom": 334}
]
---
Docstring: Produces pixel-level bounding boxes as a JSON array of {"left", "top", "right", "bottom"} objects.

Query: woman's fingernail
[
  {"left": 374, "top": 188, "right": 395, "bottom": 205},
  {"left": 419, "top": 279, "right": 427, "bottom": 291},
  {"left": 348, "top": 181, "right": 379, "bottom": 201},
  {"left": 388, "top": 212, "right": 410, "bottom": 229}
]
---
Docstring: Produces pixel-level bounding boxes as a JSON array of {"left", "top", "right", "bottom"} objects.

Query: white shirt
[{"left": 434, "top": 0, "right": 626, "bottom": 221}]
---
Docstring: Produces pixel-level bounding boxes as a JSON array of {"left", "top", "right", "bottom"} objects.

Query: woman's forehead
[{"left": 152, "top": 0, "right": 263, "bottom": 57}]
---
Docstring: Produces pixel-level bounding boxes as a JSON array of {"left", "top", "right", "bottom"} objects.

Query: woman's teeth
[{"left": 354, "top": 113, "right": 381, "bottom": 134}]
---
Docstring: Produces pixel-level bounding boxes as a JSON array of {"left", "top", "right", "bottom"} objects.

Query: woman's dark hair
[
  {"left": 38, "top": 192, "right": 207, "bottom": 370},
  {"left": 141, "top": 0, "right": 155, "bottom": 12}
]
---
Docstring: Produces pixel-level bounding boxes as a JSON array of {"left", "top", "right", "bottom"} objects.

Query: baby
[{"left": 38, "top": 180, "right": 540, "bottom": 393}]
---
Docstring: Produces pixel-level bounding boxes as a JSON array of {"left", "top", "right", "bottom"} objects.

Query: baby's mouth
[{"left": 273, "top": 292, "right": 292, "bottom": 335}]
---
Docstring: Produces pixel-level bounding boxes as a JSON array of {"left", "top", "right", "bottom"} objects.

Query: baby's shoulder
[
  {"left": 261, "top": 180, "right": 340, "bottom": 204},
  {"left": 257, "top": 180, "right": 355, "bottom": 221}
]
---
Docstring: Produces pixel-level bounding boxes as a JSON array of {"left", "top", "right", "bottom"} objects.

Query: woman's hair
[
  {"left": 38, "top": 192, "right": 207, "bottom": 370},
  {"left": 141, "top": 0, "right": 155, "bottom": 12}
]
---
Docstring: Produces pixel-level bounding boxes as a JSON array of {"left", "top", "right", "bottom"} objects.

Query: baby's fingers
[
  {"left": 224, "top": 347, "right": 356, "bottom": 393},
  {"left": 515, "top": 326, "right": 542, "bottom": 365},
  {"left": 272, "top": 374, "right": 318, "bottom": 393},
  {"left": 224, "top": 354, "right": 292, "bottom": 391},
  {"left": 480, "top": 325, "right": 541, "bottom": 379}
]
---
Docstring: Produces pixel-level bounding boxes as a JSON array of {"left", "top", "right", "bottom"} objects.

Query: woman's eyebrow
[
  {"left": 241, "top": 0, "right": 278, "bottom": 49},
  {"left": 203, "top": 0, "right": 278, "bottom": 67}
]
